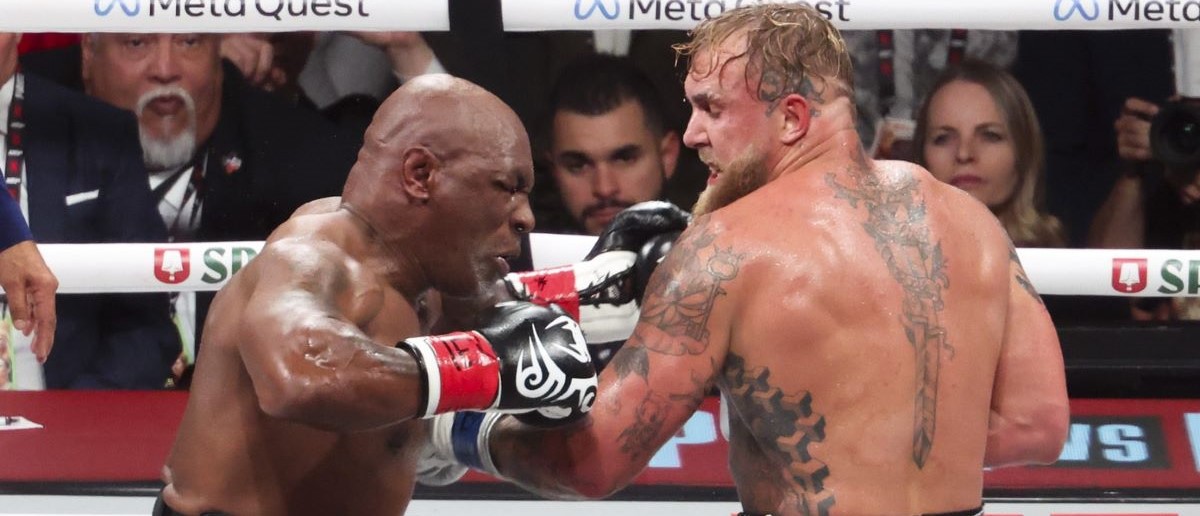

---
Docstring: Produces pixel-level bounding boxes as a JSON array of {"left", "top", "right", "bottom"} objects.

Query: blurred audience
[
  {"left": 537, "top": 54, "right": 680, "bottom": 236},
  {"left": 0, "top": 32, "right": 178, "bottom": 389},
  {"left": 845, "top": 29, "right": 1018, "bottom": 161},
  {"left": 23, "top": 33, "right": 361, "bottom": 382},
  {"left": 221, "top": 31, "right": 442, "bottom": 135},
  {"left": 1015, "top": 30, "right": 1174, "bottom": 246},
  {"left": 914, "top": 60, "right": 1066, "bottom": 248}
]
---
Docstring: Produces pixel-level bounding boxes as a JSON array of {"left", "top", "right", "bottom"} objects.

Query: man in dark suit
[
  {"left": 0, "top": 33, "right": 178, "bottom": 389},
  {"left": 23, "top": 34, "right": 361, "bottom": 380}
]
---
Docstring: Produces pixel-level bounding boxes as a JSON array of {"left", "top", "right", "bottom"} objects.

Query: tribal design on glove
[{"left": 515, "top": 315, "right": 597, "bottom": 414}]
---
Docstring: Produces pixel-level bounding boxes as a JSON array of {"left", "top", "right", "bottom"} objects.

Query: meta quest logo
[
  {"left": 1054, "top": 0, "right": 1200, "bottom": 22},
  {"left": 574, "top": 0, "right": 851, "bottom": 22},
  {"left": 1054, "top": 0, "right": 1101, "bottom": 21},
  {"left": 94, "top": 0, "right": 373, "bottom": 19},
  {"left": 575, "top": 0, "right": 620, "bottom": 20}
]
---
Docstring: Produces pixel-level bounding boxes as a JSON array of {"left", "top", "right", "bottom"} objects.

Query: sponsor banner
[
  {"left": 0, "top": 0, "right": 447, "bottom": 33},
  {"left": 3, "top": 0, "right": 1200, "bottom": 32},
  {"left": 8, "top": 240, "right": 1200, "bottom": 297},
  {"left": 33, "top": 241, "right": 263, "bottom": 294},
  {"left": 459, "top": 398, "right": 1200, "bottom": 491},
  {"left": 1020, "top": 248, "right": 1200, "bottom": 298}
]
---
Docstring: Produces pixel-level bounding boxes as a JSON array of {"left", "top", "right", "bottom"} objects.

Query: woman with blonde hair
[{"left": 914, "top": 59, "right": 1066, "bottom": 247}]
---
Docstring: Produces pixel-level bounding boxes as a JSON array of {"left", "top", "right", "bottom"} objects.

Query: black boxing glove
[
  {"left": 505, "top": 201, "right": 689, "bottom": 343},
  {"left": 399, "top": 302, "right": 598, "bottom": 423}
]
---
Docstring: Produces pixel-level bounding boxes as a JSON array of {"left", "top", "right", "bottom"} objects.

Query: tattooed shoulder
[
  {"left": 639, "top": 216, "right": 746, "bottom": 357},
  {"left": 1009, "top": 246, "right": 1043, "bottom": 305}
]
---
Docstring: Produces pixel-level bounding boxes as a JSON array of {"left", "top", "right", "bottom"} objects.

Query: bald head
[{"left": 344, "top": 75, "right": 527, "bottom": 203}]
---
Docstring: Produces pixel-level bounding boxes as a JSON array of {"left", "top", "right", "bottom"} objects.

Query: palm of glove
[{"left": 584, "top": 201, "right": 689, "bottom": 305}]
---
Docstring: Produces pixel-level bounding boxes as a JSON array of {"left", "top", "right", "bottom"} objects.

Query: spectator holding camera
[
  {"left": 1090, "top": 96, "right": 1200, "bottom": 319},
  {"left": 914, "top": 60, "right": 1066, "bottom": 248}
]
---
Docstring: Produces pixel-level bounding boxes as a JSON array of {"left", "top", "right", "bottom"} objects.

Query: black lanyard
[{"left": 4, "top": 72, "right": 25, "bottom": 203}]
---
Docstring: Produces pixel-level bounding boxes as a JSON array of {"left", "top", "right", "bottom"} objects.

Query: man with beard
[
  {"left": 539, "top": 54, "right": 681, "bottom": 236},
  {"left": 0, "top": 32, "right": 175, "bottom": 389},
  {"left": 428, "top": 5, "right": 1069, "bottom": 515},
  {"left": 21, "top": 33, "right": 362, "bottom": 381}
]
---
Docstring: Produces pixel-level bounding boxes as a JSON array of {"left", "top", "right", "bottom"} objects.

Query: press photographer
[{"left": 1090, "top": 95, "right": 1200, "bottom": 319}]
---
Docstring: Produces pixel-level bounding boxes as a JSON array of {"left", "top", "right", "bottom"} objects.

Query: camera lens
[
  {"left": 1168, "top": 119, "right": 1200, "bottom": 154},
  {"left": 1150, "top": 101, "right": 1200, "bottom": 169}
]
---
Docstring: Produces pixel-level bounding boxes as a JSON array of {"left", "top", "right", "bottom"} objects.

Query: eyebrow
[
  {"left": 689, "top": 92, "right": 719, "bottom": 109},
  {"left": 609, "top": 144, "right": 643, "bottom": 161},
  {"left": 556, "top": 150, "right": 593, "bottom": 164}
]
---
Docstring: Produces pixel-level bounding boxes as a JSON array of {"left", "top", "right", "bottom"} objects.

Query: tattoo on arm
[
  {"left": 725, "top": 352, "right": 835, "bottom": 515},
  {"left": 826, "top": 170, "right": 952, "bottom": 468},
  {"left": 1010, "top": 247, "right": 1043, "bottom": 305},
  {"left": 639, "top": 219, "right": 743, "bottom": 357},
  {"left": 611, "top": 336, "right": 650, "bottom": 382}
]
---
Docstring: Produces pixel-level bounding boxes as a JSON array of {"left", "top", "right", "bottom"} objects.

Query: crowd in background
[{"left": 0, "top": 26, "right": 1193, "bottom": 390}]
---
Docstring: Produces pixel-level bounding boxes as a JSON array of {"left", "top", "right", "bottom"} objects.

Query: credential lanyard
[{"left": 4, "top": 72, "right": 26, "bottom": 204}]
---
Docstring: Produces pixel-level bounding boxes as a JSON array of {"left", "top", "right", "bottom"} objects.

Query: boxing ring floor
[{"left": 2, "top": 496, "right": 1200, "bottom": 515}]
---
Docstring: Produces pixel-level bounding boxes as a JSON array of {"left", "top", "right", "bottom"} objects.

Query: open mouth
[{"left": 146, "top": 96, "right": 186, "bottom": 116}]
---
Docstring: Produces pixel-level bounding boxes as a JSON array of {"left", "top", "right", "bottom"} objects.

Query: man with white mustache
[
  {"left": 20, "top": 33, "right": 361, "bottom": 382},
  {"left": 0, "top": 32, "right": 177, "bottom": 389}
]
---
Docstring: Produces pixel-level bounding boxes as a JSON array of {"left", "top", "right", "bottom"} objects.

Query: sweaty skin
[
  {"left": 483, "top": 14, "right": 1067, "bottom": 516},
  {"left": 161, "top": 75, "right": 534, "bottom": 516}
]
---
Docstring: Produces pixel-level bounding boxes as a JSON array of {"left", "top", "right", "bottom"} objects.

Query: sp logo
[
  {"left": 1054, "top": 0, "right": 1100, "bottom": 21},
  {"left": 574, "top": 0, "right": 620, "bottom": 20},
  {"left": 94, "top": 0, "right": 140, "bottom": 16},
  {"left": 155, "top": 248, "right": 190, "bottom": 284},
  {"left": 1112, "top": 258, "right": 1148, "bottom": 294}
]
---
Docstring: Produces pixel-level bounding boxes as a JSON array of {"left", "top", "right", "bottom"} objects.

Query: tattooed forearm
[
  {"left": 611, "top": 337, "right": 650, "bottom": 382},
  {"left": 826, "top": 170, "right": 952, "bottom": 468},
  {"left": 640, "top": 220, "right": 743, "bottom": 356},
  {"left": 617, "top": 391, "right": 671, "bottom": 461},
  {"left": 1010, "top": 247, "right": 1043, "bottom": 305},
  {"left": 725, "top": 353, "right": 835, "bottom": 515}
]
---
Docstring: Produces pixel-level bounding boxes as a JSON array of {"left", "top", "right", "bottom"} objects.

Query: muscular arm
[
  {"left": 238, "top": 237, "right": 424, "bottom": 432},
  {"left": 985, "top": 247, "right": 1069, "bottom": 467},
  {"left": 487, "top": 218, "right": 738, "bottom": 498}
]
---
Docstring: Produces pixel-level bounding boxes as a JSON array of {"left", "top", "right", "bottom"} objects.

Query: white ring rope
[
  {"left": 0, "top": 0, "right": 1191, "bottom": 33},
  {"left": 6, "top": 237, "right": 1200, "bottom": 298}
]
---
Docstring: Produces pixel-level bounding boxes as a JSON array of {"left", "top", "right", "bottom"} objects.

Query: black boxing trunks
[
  {"left": 151, "top": 491, "right": 230, "bottom": 516},
  {"left": 735, "top": 507, "right": 983, "bottom": 516}
]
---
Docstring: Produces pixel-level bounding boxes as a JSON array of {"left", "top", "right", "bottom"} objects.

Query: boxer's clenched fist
[{"left": 399, "top": 301, "right": 598, "bottom": 424}]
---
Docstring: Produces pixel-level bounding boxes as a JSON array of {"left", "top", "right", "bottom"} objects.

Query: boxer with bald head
[
  {"left": 158, "top": 75, "right": 600, "bottom": 516},
  {"left": 436, "top": 5, "right": 1069, "bottom": 515}
]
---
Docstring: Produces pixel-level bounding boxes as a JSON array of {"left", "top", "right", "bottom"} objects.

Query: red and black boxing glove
[
  {"left": 398, "top": 301, "right": 598, "bottom": 426},
  {"left": 504, "top": 201, "right": 689, "bottom": 344}
]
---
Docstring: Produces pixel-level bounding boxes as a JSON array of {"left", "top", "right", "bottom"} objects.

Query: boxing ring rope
[
  {"left": 3, "top": 238, "right": 1196, "bottom": 297},
  {"left": 0, "top": 0, "right": 1193, "bottom": 33}
]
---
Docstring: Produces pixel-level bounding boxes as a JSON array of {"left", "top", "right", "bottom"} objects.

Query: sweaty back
[{"left": 714, "top": 161, "right": 1014, "bottom": 515}]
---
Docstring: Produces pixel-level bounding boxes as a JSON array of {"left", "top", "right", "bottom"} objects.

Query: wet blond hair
[{"left": 673, "top": 3, "right": 853, "bottom": 110}]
